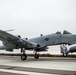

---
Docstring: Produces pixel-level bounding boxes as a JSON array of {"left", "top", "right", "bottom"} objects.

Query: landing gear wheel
[
  {"left": 34, "top": 54, "right": 39, "bottom": 59},
  {"left": 62, "top": 53, "right": 64, "bottom": 56},
  {"left": 65, "top": 53, "right": 68, "bottom": 57},
  {"left": 21, "top": 54, "right": 27, "bottom": 60},
  {"left": 62, "top": 53, "right": 67, "bottom": 57}
]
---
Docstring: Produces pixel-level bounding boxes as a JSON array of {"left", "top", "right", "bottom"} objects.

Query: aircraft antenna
[{"left": 5, "top": 29, "right": 15, "bottom": 32}]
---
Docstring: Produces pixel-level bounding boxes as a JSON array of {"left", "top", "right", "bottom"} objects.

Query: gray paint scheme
[{"left": 0, "top": 30, "right": 76, "bottom": 52}]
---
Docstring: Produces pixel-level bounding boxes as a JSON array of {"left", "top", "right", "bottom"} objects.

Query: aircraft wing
[
  {"left": 0, "top": 30, "right": 19, "bottom": 43},
  {"left": 0, "top": 30, "right": 38, "bottom": 48}
]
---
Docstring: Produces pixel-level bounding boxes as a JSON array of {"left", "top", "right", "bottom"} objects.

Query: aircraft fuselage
[{"left": 28, "top": 34, "right": 76, "bottom": 48}]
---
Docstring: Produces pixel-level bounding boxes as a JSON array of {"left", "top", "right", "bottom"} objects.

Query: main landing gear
[
  {"left": 21, "top": 48, "right": 39, "bottom": 60},
  {"left": 34, "top": 51, "right": 39, "bottom": 59},
  {"left": 21, "top": 48, "right": 27, "bottom": 60},
  {"left": 21, "top": 54, "right": 27, "bottom": 60},
  {"left": 60, "top": 44, "right": 68, "bottom": 57}
]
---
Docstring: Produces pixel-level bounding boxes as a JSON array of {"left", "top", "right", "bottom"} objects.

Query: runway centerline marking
[{"left": 0, "top": 69, "right": 56, "bottom": 75}]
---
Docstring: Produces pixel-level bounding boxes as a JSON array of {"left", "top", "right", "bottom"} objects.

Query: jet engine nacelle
[{"left": 69, "top": 46, "right": 76, "bottom": 53}]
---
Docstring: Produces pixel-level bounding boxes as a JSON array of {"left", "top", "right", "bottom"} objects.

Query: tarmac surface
[{"left": 0, "top": 55, "right": 76, "bottom": 75}]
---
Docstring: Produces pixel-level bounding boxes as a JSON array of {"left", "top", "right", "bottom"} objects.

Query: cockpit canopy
[
  {"left": 56, "top": 30, "right": 71, "bottom": 34},
  {"left": 63, "top": 30, "right": 71, "bottom": 34}
]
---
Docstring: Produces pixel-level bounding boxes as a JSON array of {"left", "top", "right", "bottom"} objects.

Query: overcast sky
[{"left": 0, "top": 0, "right": 76, "bottom": 54}]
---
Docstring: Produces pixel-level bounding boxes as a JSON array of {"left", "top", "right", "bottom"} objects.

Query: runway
[{"left": 0, "top": 56, "right": 76, "bottom": 75}]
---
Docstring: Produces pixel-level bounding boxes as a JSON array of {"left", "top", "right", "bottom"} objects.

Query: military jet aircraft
[{"left": 0, "top": 30, "right": 76, "bottom": 60}]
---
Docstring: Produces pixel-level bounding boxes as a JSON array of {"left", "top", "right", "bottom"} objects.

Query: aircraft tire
[
  {"left": 62, "top": 53, "right": 67, "bottom": 57},
  {"left": 34, "top": 54, "right": 39, "bottom": 59},
  {"left": 65, "top": 53, "right": 68, "bottom": 57},
  {"left": 62, "top": 53, "right": 64, "bottom": 56},
  {"left": 21, "top": 54, "right": 27, "bottom": 60}
]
